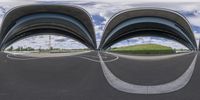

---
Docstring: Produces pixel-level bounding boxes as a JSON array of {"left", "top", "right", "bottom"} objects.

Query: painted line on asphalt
[
  {"left": 107, "top": 52, "right": 193, "bottom": 61},
  {"left": 6, "top": 51, "right": 119, "bottom": 62},
  {"left": 78, "top": 55, "right": 105, "bottom": 59},
  {"left": 6, "top": 54, "right": 41, "bottom": 60},
  {"left": 76, "top": 53, "right": 119, "bottom": 63},
  {"left": 6, "top": 51, "right": 91, "bottom": 61},
  {"left": 98, "top": 52, "right": 198, "bottom": 94}
]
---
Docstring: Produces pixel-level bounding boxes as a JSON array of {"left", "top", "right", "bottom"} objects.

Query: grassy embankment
[{"left": 110, "top": 44, "right": 175, "bottom": 54}]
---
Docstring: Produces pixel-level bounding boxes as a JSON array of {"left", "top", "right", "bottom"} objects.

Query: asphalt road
[{"left": 0, "top": 51, "right": 199, "bottom": 100}]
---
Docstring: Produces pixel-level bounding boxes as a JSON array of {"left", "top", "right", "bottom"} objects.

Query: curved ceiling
[
  {"left": 0, "top": 4, "right": 96, "bottom": 50},
  {"left": 0, "top": 6, "right": 196, "bottom": 51},
  {"left": 99, "top": 8, "right": 197, "bottom": 50}
]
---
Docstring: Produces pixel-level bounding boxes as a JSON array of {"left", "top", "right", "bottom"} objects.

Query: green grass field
[{"left": 110, "top": 44, "right": 175, "bottom": 54}]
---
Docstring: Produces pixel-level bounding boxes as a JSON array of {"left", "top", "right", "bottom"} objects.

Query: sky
[{"left": 1, "top": 1, "right": 200, "bottom": 49}]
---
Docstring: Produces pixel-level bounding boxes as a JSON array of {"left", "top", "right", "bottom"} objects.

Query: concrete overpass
[
  {"left": 99, "top": 8, "right": 197, "bottom": 51},
  {"left": 0, "top": 4, "right": 97, "bottom": 50}
]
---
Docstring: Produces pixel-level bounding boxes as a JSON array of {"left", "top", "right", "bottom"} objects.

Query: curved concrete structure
[
  {"left": 0, "top": 4, "right": 96, "bottom": 50},
  {"left": 98, "top": 52, "right": 198, "bottom": 94},
  {"left": 99, "top": 8, "right": 197, "bottom": 50}
]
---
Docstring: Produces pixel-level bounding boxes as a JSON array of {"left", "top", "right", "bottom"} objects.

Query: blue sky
[{"left": 0, "top": 1, "right": 200, "bottom": 49}]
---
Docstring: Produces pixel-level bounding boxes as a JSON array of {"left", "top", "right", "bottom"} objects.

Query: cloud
[
  {"left": 7, "top": 35, "right": 87, "bottom": 49},
  {"left": 35, "top": 0, "right": 200, "bottom": 3},
  {"left": 54, "top": 38, "right": 67, "bottom": 42},
  {"left": 188, "top": 16, "right": 200, "bottom": 27},
  {"left": 112, "top": 36, "right": 188, "bottom": 49}
]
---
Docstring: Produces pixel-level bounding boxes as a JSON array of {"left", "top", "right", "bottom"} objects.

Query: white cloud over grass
[{"left": 112, "top": 36, "right": 188, "bottom": 49}]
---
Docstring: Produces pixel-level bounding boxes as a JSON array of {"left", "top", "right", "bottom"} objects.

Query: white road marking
[
  {"left": 6, "top": 51, "right": 91, "bottom": 60},
  {"left": 6, "top": 54, "right": 40, "bottom": 60},
  {"left": 76, "top": 53, "right": 119, "bottom": 63},
  {"left": 107, "top": 52, "right": 193, "bottom": 61},
  {"left": 5, "top": 51, "right": 119, "bottom": 62},
  {"left": 98, "top": 52, "right": 198, "bottom": 94}
]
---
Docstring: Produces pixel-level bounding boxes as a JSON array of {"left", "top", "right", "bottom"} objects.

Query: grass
[{"left": 110, "top": 44, "right": 175, "bottom": 54}]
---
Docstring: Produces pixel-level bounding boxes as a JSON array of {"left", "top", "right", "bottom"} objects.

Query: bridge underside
[
  {"left": 99, "top": 8, "right": 197, "bottom": 51},
  {"left": 0, "top": 5, "right": 96, "bottom": 50},
  {"left": 0, "top": 6, "right": 197, "bottom": 51}
]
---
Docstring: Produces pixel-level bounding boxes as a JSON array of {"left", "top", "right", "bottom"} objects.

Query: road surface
[{"left": 0, "top": 51, "right": 199, "bottom": 100}]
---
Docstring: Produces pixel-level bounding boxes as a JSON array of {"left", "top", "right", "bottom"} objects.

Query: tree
[
  {"left": 7, "top": 46, "right": 13, "bottom": 51},
  {"left": 27, "top": 47, "right": 34, "bottom": 51},
  {"left": 50, "top": 46, "right": 53, "bottom": 50},
  {"left": 15, "top": 47, "right": 21, "bottom": 51}
]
